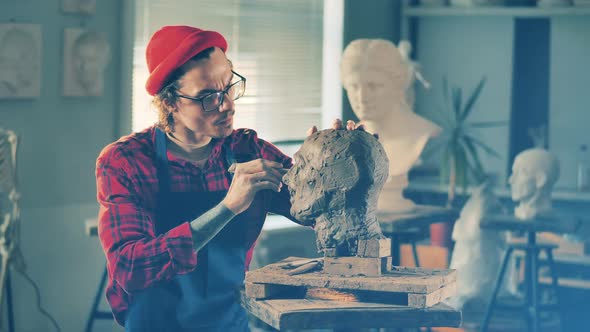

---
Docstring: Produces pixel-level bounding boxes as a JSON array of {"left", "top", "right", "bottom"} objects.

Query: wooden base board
[
  {"left": 246, "top": 281, "right": 458, "bottom": 308},
  {"left": 357, "top": 238, "right": 392, "bottom": 257},
  {"left": 241, "top": 292, "right": 462, "bottom": 330},
  {"left": 246, "top": 257, "right": 457, "bottom": 309},
  {"left": 323, "top": 256, "right": 392, "bottom": 276}
]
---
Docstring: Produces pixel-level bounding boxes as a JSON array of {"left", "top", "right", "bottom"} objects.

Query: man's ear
[
  {"left": 535, "top": 172, "right": 547, "bottom": 189},
  {"left": 164, "top": 99, "right": 177, "bottom": 113}
]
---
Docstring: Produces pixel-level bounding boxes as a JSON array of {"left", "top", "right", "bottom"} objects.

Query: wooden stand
[
  {"left": 244, "top": 255, "right": 461, "bottom": 330},
  {"left": 378, "top": 205, "right": 459, "bottom": 265},
  {"left": 479, "top": 214, "right": 582, "bottom": 332}
]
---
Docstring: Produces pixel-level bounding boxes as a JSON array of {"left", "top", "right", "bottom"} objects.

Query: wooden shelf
[
  {"left": 540, "top": 276, "right": 590, "bottom": 289},
  {"left": 403, "top": 6, "right": 590, "bottom": 17}
]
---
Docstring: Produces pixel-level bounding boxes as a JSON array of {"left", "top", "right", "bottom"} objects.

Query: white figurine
[
  {"left": 509, "top": 148, "right": 560, "bottom": 220},
  {"left": 340, "top": 39, "right": 441, "bottom": 212},
  {"left": 448, "top": 181, "right": 518, "bottom": 310}
]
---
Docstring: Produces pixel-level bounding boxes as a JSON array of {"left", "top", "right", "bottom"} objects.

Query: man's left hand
[
  {"left": 307, "top": 119, "right": 378, "bottom": 139},
  {"left": 306, "top": 119, "right": 366, "bottom": 136}
]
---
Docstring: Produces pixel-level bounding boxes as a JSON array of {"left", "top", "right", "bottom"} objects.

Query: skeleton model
[{"left": 0, "top": 129, "right": 24, "bottom": 316}]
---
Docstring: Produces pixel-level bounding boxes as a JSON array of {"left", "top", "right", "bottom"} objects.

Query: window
[{"left": 131, "top": 0, "right": 342, "bottom": 143}]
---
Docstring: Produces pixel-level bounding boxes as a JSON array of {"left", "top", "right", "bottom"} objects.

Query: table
[{"left": 378, "top": 205, "right": 459, "bottom": 265}]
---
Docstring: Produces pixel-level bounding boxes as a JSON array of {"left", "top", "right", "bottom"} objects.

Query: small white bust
[
  {"left": 509, "top": 148, "right": 560, "bottom": 220},
  {"left": 340, "top": 39, "right": 441, "bottom": 212}
]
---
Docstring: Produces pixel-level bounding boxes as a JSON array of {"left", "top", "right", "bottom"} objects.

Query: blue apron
[{"left": 154, "top": 128, "right": 251, "bottom": 331}]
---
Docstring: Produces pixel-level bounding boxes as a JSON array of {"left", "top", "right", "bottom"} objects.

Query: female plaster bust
[
  {"left": 340, "top": 39, "right": 441, "bottom": 212},
  {"left": 283, "top": 129, "right": 389, "bottom": 256},
  {"left": 509, "top": 148, "right": 560, "bottom": 220}
]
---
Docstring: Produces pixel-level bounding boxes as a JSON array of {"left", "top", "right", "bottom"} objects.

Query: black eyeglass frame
[{"left": 175, "top": 70, "right": 247, "bottom": 112}]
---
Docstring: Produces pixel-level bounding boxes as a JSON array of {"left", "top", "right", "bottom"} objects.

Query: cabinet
[{"left": 401, "top": 6, "right": 590, "bottom": 189}]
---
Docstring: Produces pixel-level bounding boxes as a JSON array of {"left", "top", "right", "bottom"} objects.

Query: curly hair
[{"left": 151, "top": 47, "right": 216, "bottom": 133}]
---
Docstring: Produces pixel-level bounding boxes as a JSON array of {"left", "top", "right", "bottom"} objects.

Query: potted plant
[{"left": 426, "top": 76, "right": 506, "bottom": 246}]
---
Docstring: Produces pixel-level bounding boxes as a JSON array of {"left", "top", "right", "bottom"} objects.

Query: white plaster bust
[
  {"left": 340, "top": 39, "right": 441, "bottom": 212},
  {"left": 509, "top": 148, "right": 560, "bottom": 220}
]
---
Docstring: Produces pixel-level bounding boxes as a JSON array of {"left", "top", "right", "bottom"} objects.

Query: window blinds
[{"left": 131, "top": 0, "right": 325, "bottom": 142}]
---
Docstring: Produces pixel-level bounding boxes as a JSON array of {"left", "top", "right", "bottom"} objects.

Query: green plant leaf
[
  {"left": 460, "top": 77, "right": 486, "bottom": 122},
  {"left": 422, "top": 137, "right": 447, "bottom": 160},
  {"left": 452, "top": 86, "right": 462, "bottom": 121},
  {"left": 467, "top": 120, "right": 508, "bottom": 128},
  {"left": 440, "top": 146, "right": 451, "bottom": 186},
  {"left": 431, "top": 107, "right": 454, "bottom": 129},
  {"left": 443, "top": 76, "right": 451, "bottom": 110},
  {"left": 462, "top": 137, "right": 485, "bottom": 182},
  {"left": 467, "top": 135, "right": 502, "bottom": 158},
  {"left": 455, "top": 143, "right": 469, "bottom": 193}
]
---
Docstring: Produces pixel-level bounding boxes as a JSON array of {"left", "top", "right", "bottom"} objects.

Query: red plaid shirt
[{"left": 95, "top": 126, "right": 295, "bottom": 325}]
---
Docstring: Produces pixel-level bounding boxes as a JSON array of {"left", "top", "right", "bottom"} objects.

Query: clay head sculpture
[
  {"left": 508, "top": 148, "right": 560, "bottom": 220},
  {"left": 283, "top": 129, "right": 389, "bottom": 256}
]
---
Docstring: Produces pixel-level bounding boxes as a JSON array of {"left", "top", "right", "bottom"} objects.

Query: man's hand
[
  {"left": 223, "top": 159, "right": 288, "bottom": 214},
  {"left": 306, "top": 119, "right": 378, "bottom": 139}
]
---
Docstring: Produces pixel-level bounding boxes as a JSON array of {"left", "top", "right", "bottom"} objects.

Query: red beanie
[{"left": 145, "top": 25, "right": 228, "bottom": 96}]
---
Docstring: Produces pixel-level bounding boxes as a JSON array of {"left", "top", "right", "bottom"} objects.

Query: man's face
[
  {"left": 173, "top": 48, "right": 236, "bottom": 139},
  {"left": 508, "top": 157, "right": 538, "bottom": 202},
  {"left": 283, "top": 141, "right": 326, "bottom": 223}
]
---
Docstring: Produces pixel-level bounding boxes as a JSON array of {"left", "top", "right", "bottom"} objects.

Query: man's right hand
[{"left": 222, "top": 158, "right": 288, "bottom": 214}]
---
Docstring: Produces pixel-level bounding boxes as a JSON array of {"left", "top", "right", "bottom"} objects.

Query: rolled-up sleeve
[{"left": 96, "top": 148, "right": 197, "bottom": 293}]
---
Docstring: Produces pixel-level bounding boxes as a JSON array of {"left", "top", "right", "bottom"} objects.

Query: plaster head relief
[
  {"left": 283, "top": 129, "right": 389, "bottom": 256},
  {"left": 62, "top": 0, "right": 97, "bottom": 15},
  {"left": 0, "top": 26, "right": 40, "bottom": 98},
  {"left": 73, "top": 31, "right": 110, "bottom": 92},
  {"left": 64, "top": 29, "right": 111, "bottom": 96},
  {"left": 508, "top": 148, "right": 560, "bottom": 220}
]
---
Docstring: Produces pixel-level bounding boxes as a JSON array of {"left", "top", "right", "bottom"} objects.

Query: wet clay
[{"left": 283, "top": 129, "right": 389, "bottom": 256}]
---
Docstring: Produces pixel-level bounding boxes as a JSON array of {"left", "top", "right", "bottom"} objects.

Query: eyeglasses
[{"left": 176, "top": 70, "right": 246, "bottom": 112}]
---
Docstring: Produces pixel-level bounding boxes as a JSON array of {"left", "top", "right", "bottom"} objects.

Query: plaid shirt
[{"left": 96, "top": 126, "right": 295, "bottom": 325}]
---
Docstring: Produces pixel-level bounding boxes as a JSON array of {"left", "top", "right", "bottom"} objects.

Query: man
[{"left": 96, "top": 25, "right": 359, "bottom": 331}]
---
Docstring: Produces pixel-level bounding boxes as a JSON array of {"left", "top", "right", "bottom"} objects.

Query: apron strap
[{"left": 155, "top": 128, "right": 170, "bottom": 195}]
